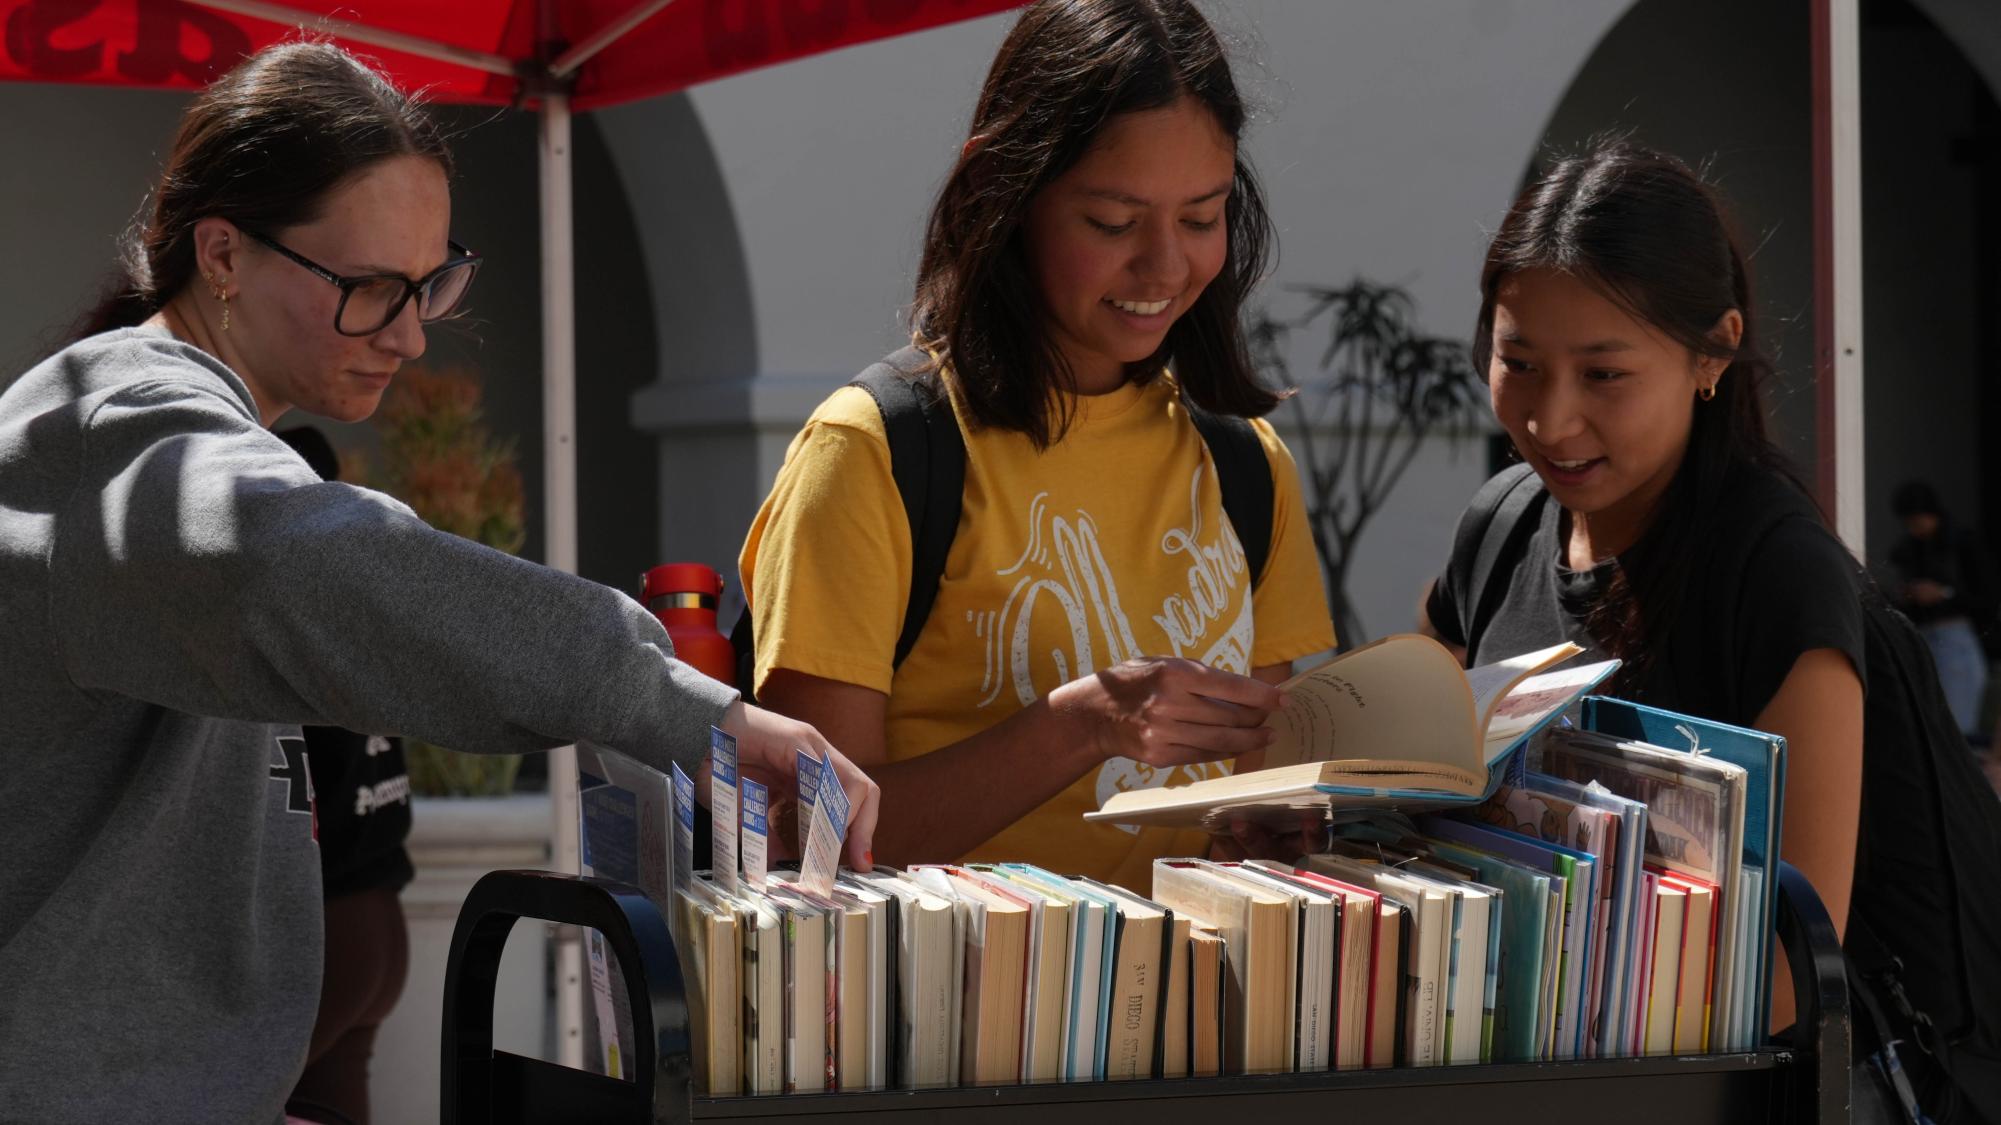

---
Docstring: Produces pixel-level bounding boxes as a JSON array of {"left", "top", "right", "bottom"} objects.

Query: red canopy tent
[
  {"left": 2, "top": 0, "right": 1023, "bottom": 1064},
  {"left": 0, "top": 1, "right": 1021, "bottom": 108}
]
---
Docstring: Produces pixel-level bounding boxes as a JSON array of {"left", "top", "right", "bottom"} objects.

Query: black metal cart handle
[
  {"left": 1775, "top": 858, "right": 1852, "bottom": 1125},
  {"left": 441, "top": 869, "right": 692, "bottom": 1125}
]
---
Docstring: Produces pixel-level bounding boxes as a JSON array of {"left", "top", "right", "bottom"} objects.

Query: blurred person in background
[{"left": 1887, "top": 479, "right": 1996, "bottom": 741}]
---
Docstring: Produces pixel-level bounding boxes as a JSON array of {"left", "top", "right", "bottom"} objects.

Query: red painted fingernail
[{"left": 864, "top": 850, "right": 874, "bottom": 866}]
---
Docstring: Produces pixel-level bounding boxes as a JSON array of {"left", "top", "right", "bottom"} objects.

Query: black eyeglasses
[{"left": 242, "top": 229, "right": 481, "bottom": 337}]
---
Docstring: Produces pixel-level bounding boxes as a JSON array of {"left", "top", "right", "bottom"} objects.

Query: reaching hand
[
  {"left": 718, "top": 701, "right": 881, "bottom": 870},
  {"left": 1051, "top": 656, "right": 1284, "bottom": 769}
]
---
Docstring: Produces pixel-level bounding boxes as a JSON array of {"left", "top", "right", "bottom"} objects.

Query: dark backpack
[
  {"left": 1453, "top": 463, "right": 2001, "bottom": 1122},
  {"left": 1846, "top": 587, "right": 2001, "bottom": 1124},
  {"left": 730, "top": 345, "right": 1276, "bottom": 700}
]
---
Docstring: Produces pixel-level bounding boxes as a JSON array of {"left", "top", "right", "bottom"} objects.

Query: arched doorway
[{"left": 1525, "top": 0, "right": 2001, "bottom": 566}]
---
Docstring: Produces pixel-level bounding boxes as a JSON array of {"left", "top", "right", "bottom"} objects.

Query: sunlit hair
[{"left": 912, "top": 0, "right": 1278, "bottom": 448}]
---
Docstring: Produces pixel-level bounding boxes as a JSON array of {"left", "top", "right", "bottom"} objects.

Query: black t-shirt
[
  {"left": 1426, "top": 460, "right": 1866, "bottom": 729},
  {"left": 304, "top": 725, "right": 414, "bottom": 899}
]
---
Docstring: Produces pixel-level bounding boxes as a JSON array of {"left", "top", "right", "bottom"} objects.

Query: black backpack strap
[
  {"left": 848, "top": 347, "right": 966, "bottom": 670},
  {"left": 1185, "top": 403, "right": 1274, "bottom": 588},
  {"left": 1452, "top": 462, "right": 1544, "bottom": 648},
  {"left": 730, "top": 347, "right": 965, "bottom": 699}
]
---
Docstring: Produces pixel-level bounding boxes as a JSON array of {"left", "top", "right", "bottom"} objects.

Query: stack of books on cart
[{"left": 577, "top": 637, "right": 1787, "bottom": 1096}]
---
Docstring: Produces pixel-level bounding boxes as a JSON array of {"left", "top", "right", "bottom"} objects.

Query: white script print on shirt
[{"left": 968, "top": 465, "right": 1254, "bottom": 833}]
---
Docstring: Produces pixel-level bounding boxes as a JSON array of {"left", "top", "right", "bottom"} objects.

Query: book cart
[{"left": 441, "top": 860, "right": 1856, "bottom": 1125}]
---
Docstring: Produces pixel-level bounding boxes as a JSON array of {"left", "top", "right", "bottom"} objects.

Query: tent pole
[
  {"left": 1812, "top": 0, "right": 1866, "bottom": 552},
  {"left": 539, "top": 89, "right": 587, "bottom": 1070},
  {"left": 550, "top": 0, "right": 681, "bottom": 80},
  {"left": 186, "top": 0, "right": 516, "bottom": 75}
]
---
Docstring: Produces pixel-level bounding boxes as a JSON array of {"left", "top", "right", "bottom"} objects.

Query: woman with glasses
[{"left": 0, "top": 41, "right": 878, "bottom": 1124}]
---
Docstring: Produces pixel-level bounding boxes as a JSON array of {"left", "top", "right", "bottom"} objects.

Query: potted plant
[
  {"left": 356, "top": 364, "right": 529, "bottom": 796},
  {"left": 1251, "top": 280, "right": 1486, "bottom": 646}
]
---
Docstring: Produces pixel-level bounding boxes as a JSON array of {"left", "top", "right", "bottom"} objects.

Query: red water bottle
[{"left": 641, "top": 563, "right": 736, "bottom": 685}]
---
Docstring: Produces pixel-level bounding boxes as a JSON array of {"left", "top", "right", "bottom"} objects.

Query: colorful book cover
[{"left": 1581, "top": 696, "right": 1785, "bottom": 1048}]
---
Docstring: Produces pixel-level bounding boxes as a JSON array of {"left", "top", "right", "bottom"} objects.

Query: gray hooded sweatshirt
[{"left": 0, "top": 327, "right": 740, "bottom": 1123}]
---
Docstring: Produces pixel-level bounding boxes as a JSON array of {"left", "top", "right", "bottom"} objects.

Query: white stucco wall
[{"left": 668, "top": 0, "right": 1633, "bottom": 637}]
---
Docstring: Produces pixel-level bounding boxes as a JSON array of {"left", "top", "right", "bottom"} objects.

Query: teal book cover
[{"left": 1580, "top": 697, "right": 1787, "bottom": 1045}]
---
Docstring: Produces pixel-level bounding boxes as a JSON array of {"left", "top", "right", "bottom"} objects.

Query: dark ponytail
[
  {"left": 73, "top": 40, "right": 451, "bottom": 341},
  {"left": 1474, "top": 140, "right": 1805, "bottom": 693}
]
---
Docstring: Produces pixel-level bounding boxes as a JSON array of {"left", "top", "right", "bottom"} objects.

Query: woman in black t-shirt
[
  {"left": 1422, "top": 145, "right": 2001, "bottom": 1124},
  {"left": 1416, "top": 142, "right": 1866, "bottom": 1037}
]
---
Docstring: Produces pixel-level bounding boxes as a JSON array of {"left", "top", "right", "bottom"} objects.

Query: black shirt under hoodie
[{"left": 304, "top": 727, "right": 413, "bottom": 898}]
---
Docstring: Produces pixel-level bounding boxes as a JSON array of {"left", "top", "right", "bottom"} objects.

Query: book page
[
  {"left": 1263, "top": 634, "right": 1480, "bottom": 774},
  {"left": 1466, "top": 642, "right": 1583, "bottom": 727},
  {"left": 1479, "top": 659, "right": 1618, "bottom": 762}
]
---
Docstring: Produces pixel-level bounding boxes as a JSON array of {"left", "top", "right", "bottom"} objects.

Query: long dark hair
[
  {"left": 75, "top": 41, "right": 451, "bottom": 339},
  {"left": 912, "top": 0, "right": 1279, "bottom": 448},
  {"left": 1474, "top": 140, "right": 1804, "bottom": 691}
]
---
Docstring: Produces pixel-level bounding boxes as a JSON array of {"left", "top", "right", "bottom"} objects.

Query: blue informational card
[
  {"left": 671, "top": 761, "right": 696, "bottom": 897},
  {"left": 741, "top": 776, "right": 770, "bottom": 888},
  {"left": 795, "top": 747, "right": 821, "bottom": 857},
  {"left": 796, "top": 750, "right": 849, "bottom": 896},
  {"left": 710, "top": 727, "right": 741, "bottom": 894}
]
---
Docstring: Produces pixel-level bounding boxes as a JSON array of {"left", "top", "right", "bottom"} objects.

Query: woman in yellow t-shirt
[{"left": 740, "top": 0, "right": 1335, "bottom": 888}]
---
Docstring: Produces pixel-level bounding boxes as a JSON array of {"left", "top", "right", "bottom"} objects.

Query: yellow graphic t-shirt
[{"left": 739, "top": 370, "right": 1336, "bottom": 888}]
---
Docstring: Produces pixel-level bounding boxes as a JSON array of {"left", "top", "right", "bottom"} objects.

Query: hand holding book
[
  {"left": 1051, "top": 655, "right": 1287, "bottom": 768},
  {"left": 1088, "top": 638, "right": 1619, "bottom": 831}
]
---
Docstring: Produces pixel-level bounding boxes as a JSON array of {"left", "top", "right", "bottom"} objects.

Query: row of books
[
  {"left": 674, "top": 862, "right": 1229, "bottom": 1093},
  {"left": 576, "top": 666, "right": 1785, "bottom": 1093}
]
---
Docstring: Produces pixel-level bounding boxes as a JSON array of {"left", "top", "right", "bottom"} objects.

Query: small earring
[
  {"left": 218, "top": 289, "right": 231, "bottom": 333},
  {"left": 1699, "top": 383, "right": 1717, "bottom": 402}
]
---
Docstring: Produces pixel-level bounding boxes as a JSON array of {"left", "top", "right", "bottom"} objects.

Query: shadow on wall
[{"left": 595, "top": 92, "right": 763, "bottom": 589}]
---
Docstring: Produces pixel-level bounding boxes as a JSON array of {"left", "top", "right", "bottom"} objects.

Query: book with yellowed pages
[
  {"left": 1250, "top": 861, "right": 1381, "bottom": 1071},
  {"left": 915, "top": 865, "right": 1031, "bottom": 1087},
  {"left": 1214, "top": 861, "right": 1333, "bottom": 1072},
  {"left": 847, "top": 867, "right": 961, "bottom": 1090},
  {"left": 675, "top": 880, "right": 741, "bottom": 1095},
  {"left": 1070, "top": 877, "right": 1172, "bottom": 1081},
  {"left": 827, "top": 892, "right": 870, "bottom": 1089},
  {"left": 964, "top": 864, "right": 1072, "bottom": 1085},
  {"left": 1152, "top": 859, "right": 1296, "bottom": 1076},
  {"left": 1188, "top": 924, "right": 1226, "bottom": 1078},
  {"left": 1088, "top": 639, "right": 1615, "bottom": 831}
]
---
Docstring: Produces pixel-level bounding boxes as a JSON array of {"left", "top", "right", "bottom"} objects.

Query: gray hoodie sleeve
[{"left": 50, "top": 373, "right": 739, "bottom": 775}]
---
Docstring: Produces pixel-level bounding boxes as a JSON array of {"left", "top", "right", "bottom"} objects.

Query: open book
[{"left": 1086, "top": 637, "right": 1616, "bottom": 830}]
